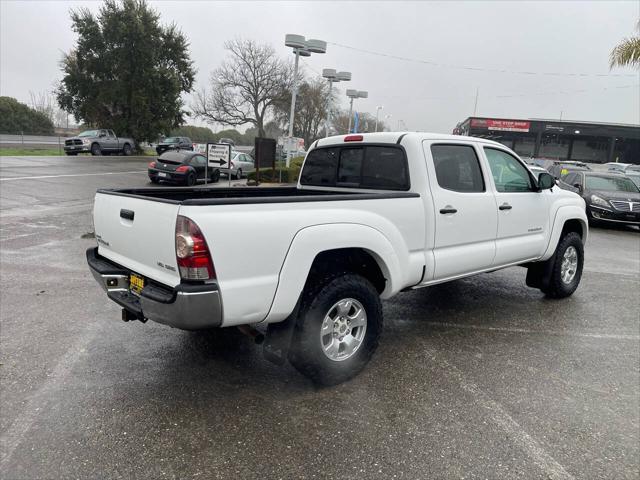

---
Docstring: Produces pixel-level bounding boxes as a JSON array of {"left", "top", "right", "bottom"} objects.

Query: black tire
[
  {"left": 210, "top": 169, "right": 220, "bottom": 183},
  {"left": 149, "top": 177, "right": 160, "bottom": 184},
  {"left": 122, "top": 143, "right": 133, "bottom": 156},
  {"left": 542, "top": 232, "right": 584, "bottom": 299},
  {"left": 186, "top": 171, "right": 196, "bottom": 186},
  {"left": 90, "top": 143, "right": 101, "bottom": 156},
  {"left": 236, "top": 169, "right": 242, "bottom": 180},
  {"left": 288, "top": 273, "right": 382, "bottom": 386}
]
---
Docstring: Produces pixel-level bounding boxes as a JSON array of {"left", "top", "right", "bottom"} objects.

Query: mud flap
[
  {"left": 526, "top": 253, "right": 556, "bottom": 291},
  {"left": 263, "top": 298, "right": 301, "bottom": 366}
]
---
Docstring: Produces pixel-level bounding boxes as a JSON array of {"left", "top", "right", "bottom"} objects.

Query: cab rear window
[{"left": 300, "top": 145, "right": 409, "bottom": 190}]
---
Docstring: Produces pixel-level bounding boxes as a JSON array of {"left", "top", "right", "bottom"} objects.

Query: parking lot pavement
[{"left": 1, "top": 156, "right": 639, "bottom": 479}]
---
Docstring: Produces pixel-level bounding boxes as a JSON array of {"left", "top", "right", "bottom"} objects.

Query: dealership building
[{"left": 453, "top": 117, "right": 640, "bottom": 164}]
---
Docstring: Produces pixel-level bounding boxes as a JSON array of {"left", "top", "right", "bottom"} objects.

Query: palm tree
[{"left": 610, "top": 21, "right": 640, "bottom": 69}]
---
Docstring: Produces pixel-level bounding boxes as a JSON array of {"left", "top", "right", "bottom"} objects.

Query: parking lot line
[
  {"left": 431, "top": 352, "right": 575, "bottom": 480},
  {"left": 426, "top": 322, "right": 640, "bottom": 340},
  {"left": 0, "top": 171, "right": 147, "bottom": 181}
]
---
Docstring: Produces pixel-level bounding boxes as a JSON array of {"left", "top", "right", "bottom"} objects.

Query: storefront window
[
  {"left": 513, "top": 135, "right": 536, "bottom": 157},
  {"left": 571, "top": 136, "right": 610, "bottom": 163},
  {"left": 614, "top": 138, "right": 640, "bottom": 164},
  {"left": 539, "top": 134, "right": 571, "bottom": 160}
]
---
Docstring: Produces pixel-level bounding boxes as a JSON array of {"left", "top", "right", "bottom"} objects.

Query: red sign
[{"left": 471, "top": 118, "right": 530, "bottom": 132}]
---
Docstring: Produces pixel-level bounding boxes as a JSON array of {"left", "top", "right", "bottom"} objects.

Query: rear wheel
[
  {"left": 149, "top": 177, "right": 160, "bottom": 184},
  {"left": 289, "top": 273, "right": 382, "bottom": 386},
  {"left": 210, "top": 169, "right": 220, "bottom": 183},
  {"left": 236, "top": 168, "right": 242, "bottom": 180},
  {"left": 186, "top": 171, "right": 196, "bottom": 186},
  {"left": 542, "top": 232, "right": 584, "bottom": 298},
  {"left": 91, "top": 143, "right": 101, "bottom": 156}
]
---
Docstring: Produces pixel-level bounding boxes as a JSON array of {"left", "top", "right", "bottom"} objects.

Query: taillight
[
  {"left": 148, "top": 161, "right": 156, "bottom": 168},
  {"left": 176, "top": 165, "right": 189, "bottom": 173},
  {"left": 175, "top": 216, "right": 215, "bottom": 280}
]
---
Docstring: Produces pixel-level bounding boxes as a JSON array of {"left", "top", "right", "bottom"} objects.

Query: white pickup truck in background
[{"left": 87, "top": 132, "right": 588, "bottom": 385}]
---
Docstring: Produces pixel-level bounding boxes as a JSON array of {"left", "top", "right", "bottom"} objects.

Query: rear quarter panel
[{"left": 179, "top": 196, "right": 425, "bottom": 326}]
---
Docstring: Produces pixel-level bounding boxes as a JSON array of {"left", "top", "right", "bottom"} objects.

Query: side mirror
[
  {"left": 538, "top": 172, "right": 555, "bottom": 190},
  {"left": 573, "top": 183, "right": 583, "bottom": 192}
]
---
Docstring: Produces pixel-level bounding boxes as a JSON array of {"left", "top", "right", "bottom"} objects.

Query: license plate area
[
  {"left": 158, "top": 172, "right": 168, "bottom": 178},
  {"left": 129, "top": 273, "right": 144, "bottom": 295}
]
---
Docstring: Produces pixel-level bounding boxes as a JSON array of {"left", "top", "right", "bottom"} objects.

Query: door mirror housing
[
  {"left": 538, "top": 172, "right": 555, "bottom": 190},
  {"left": 573, "top": 183, "right": 583, "bottom": 192}
]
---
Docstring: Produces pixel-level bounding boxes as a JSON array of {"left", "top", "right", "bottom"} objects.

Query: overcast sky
[{"left": 1, "top": 0, "right": 639, "bottom": 133}]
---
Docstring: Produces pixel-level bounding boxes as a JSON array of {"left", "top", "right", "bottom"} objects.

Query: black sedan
[
  {"left": 155, "top": 136, "right": 193, "bottom": 155},
  {"left": 148, "top": 151, "right": 220, "bottom": 186},
  {"left": 561, "top": 171, "right": 640, "bottom": 227}
]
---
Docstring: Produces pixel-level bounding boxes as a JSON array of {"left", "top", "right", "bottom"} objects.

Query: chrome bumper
[{"left": 87, "top": 247, "right": 223, "bottom": 330}]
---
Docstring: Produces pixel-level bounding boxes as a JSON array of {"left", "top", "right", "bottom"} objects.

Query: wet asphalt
[{"left": 1, "top": 155, "right": 639, "bottom": 479}]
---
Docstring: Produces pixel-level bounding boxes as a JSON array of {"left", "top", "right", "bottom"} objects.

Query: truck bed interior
[{"left": 97, "top": 186, "right": 419, "bottom": 205}]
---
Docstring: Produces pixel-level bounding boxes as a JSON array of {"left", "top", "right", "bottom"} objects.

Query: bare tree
[
  {"left": 29, "top": 91, "right": 56, "bottom": 124},
  {"left": 193, "top": 38, "right": 293, "bottom": 137},
  {"left": 274, "top": 76, "right": 333, "bottom": 146},
  {"left": 332, "top": 110, "right": 386, "bottom": 135}
]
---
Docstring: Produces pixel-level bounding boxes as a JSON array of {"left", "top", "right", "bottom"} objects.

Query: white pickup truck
[{"left": 88, "top": 132, "right": 588, "bottom": 385}]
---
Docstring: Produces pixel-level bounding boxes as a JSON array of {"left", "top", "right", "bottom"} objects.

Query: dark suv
[{"left": 156, "top": 136, "right": 193, "bottom": 155}]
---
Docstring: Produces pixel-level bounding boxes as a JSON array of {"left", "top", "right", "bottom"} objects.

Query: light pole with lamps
[
  {"left": 284, "top": 34, "right": 326, "bottom": 165},
  {"left": 322, "top": 69, "right": 351, "bottom": 137},
  {"left": 375, "top": 106, "right": 383, "bottom": 132},
  {"left": 346, "top": 90, "right": 368, "bottom": 133}
]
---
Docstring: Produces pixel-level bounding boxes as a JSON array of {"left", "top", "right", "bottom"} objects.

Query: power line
[
  {"left": 327, "top": 41, "right": 638, "bottom": 78},
  {"left": 375, "top": 83, "right": 639, "bottom": 102}
]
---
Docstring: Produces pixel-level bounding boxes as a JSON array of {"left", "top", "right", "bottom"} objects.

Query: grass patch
[{"left": 0, "top": 147, "right": 67, "bottom": 156}]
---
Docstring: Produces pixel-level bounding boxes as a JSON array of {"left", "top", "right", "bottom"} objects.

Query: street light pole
[
  {"left": 375, "top": 106, "right": 383, "bottom": 132},
  {"left": 346, "top": 89, "right": 368, "bottom": 133},
  {"left": 285, "top": 34, "right": 326, "bottom": 165},
  {"left": 323, "top": 69, "right": 351, "bottom": 137},
  {"left": 288, "top": 49, "right": 300, "bottom": 140}
]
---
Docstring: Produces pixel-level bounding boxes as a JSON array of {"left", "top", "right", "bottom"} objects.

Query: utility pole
[{"left": 473, "top": 87, "right": 479, "bottom": 116}]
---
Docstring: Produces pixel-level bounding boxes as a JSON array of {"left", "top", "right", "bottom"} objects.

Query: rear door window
[
  {"left": 431, "top": 144, "right": 485, "bottom": 192},
  {"left": 301, "top": 145, "right": 409, "bottom": 190}
]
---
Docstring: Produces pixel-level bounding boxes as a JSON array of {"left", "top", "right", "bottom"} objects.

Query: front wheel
[
  {"left": 289, "top": 274, "right": 382, "bottom": 386},
  {"left": 122, "top": 143, "right": 133, "bottom": 156},
  {"left": 90, "top": 143, "right": 102, "bottom": 156},
  {"left": 542, "top": 232, "right": 584, "bottom": 299}
]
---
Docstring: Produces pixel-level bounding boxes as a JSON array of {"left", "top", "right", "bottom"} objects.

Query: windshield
[
  {"left": 78, "top": 130, "right": 99, "bottom": 137},
  {"left": 626, "top": 173, "right": 640, "bottom": 188},
  {"left": 163, "top": 137, "right": 179, "bottom": 143},
  {"left": 586, "top": 175, "right": 639, "bottom": 193}
]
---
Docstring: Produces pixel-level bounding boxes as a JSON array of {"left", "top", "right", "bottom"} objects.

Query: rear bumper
[
  {"left": 148, "top": 169, "right": 188, "bottom": 184},
  {"left": 86, "top": 247, "right": 222, "bottom": 330}
]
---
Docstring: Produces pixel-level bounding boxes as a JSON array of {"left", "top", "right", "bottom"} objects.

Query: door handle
[
  {"left": 120, "top": 209, "right": 135, "bottom": 221},
  {"left": 499, "top": 203, "right": 512, "bottom": 211},
  {"left": 439, "top": 207, "right": 457, "bottom": 214}
]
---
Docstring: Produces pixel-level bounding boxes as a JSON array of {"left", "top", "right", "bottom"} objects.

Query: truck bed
[{"left": 96, "top": 186, "right": 419, "bottom": 206}]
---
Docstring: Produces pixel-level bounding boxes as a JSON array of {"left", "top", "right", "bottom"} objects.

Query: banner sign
[{"left": 471, "top": 118, "right": 530, "bottom": 132}]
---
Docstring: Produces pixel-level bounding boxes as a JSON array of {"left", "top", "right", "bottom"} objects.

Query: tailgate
[{"left": 93, "top": 192, "right": 181, "bottom": 287}]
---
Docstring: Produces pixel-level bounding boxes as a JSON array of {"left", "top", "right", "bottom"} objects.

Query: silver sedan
[{"left": 223, "top": 151, "right": 255, "bottom": 179}]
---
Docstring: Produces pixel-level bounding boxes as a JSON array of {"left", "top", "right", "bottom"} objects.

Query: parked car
[
  {"left": 604, "top": 162, "right": 640, "bottom": 173},
  {"left": 88, "top": 132, "right": 587, "bottom": 385},
  {"left": 156, "top": 137, "right": 193, "bottom": 155},
  {"left": 222, "top": 151, "right": 255, "bottom": 179},
  {"left": 148, "top": 150, "right": 220, "bottom": 186},
  {"left": 549, "top": 163, "right": 590, "bottom": 180},
  {"left": 64, "top": 129, "right": 135, "bottom": 156},
  {"left": 560, "top": 171, "right": 640, "bottom": 227},
  {"left": 218, "top": 138, "right": 236, "bottom": 147}
]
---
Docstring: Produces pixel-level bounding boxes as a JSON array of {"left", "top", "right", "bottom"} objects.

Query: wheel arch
[
  {"left": 540, "top": 206, "right": 588, "bottom": 261},
  {"left": 262, "top": 223, "right": 402, "bottom": 324}
]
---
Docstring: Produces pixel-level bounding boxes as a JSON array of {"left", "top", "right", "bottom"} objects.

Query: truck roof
[{"left": 313, "top": 131, "right": 505, "bottom": 149}]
